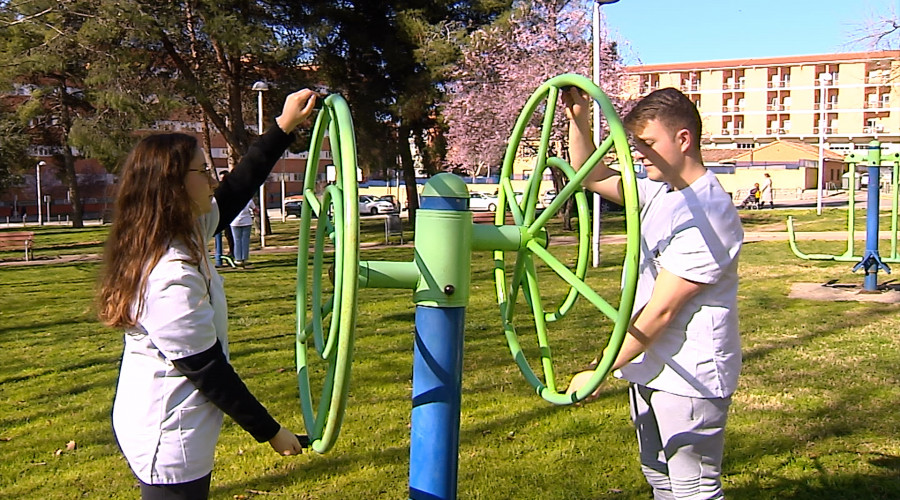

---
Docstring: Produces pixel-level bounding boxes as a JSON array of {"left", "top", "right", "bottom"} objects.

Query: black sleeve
[
  {"left": 172, "top": 340, "right": 281, "bottom": 443},
  {"left": 214, "top": 125, "right": 296, "bottom": 233}
]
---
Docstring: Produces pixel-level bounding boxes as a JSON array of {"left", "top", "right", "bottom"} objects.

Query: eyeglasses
[{"left": 189, "top": 165, "right": 214, "bottom": 176}]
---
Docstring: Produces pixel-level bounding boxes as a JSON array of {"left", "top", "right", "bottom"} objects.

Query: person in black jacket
[{"left": 98, "top": 89, "right": 317, "bottom": 499}]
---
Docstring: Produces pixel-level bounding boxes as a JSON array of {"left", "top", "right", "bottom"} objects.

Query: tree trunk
[
  {"left": 57, "top": 87, "right": 84, "bottom": 228},
  {"left": 200, "top": 112, "right": 215, "bottom": 172},
  {"left": 550, "top": 166, "right": 573, "bottom": 231},
  {"left": 62, "top": 148, "right": 84, "bottom": 228},
  {"left": 398, "top": 122, "right": 419, "bottom": 227}
]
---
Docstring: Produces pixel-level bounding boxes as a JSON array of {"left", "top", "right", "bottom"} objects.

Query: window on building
[{"left": 866, "top": 93, "right": 878, "bottom": 108}]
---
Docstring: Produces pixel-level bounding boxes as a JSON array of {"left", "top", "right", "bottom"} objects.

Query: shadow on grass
[
  {"left": 726, "top": 467, "right": 900, "bottom": 500},
  {"left": 741, "top": 305, "right": 900, "bottom": 365},
  {"left": 209, "top": 400, "right": 576, "bottom": 498}
]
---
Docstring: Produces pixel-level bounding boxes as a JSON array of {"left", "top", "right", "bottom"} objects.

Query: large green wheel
[
  {"left": 296, "top": 94, "right": 359, "bottom": 453},
  {"left": 494, "top": 74, "right": 640, "bottom": 405}
]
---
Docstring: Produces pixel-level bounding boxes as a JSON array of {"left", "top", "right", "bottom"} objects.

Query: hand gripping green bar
[
  {"left": 295, "top": 94, "right": 360, "bottom": 453},
  {"left": 492, "top": 74, "right": 640, "bottom": 405}
]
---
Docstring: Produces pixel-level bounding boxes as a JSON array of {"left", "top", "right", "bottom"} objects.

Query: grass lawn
[{"left": 1, "top": 209, "right": 899, "bottom": 499}]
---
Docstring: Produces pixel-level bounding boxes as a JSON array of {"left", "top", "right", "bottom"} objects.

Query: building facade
[{"left": 625, "top": 51, "right": 900, "bottom": 155}]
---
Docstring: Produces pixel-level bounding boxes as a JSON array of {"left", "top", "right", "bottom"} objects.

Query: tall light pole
[
  {"left": 252, "top": 81, "right": 269, "bottom": 246},
  {"left": 36, "top": 161, "right": 46, "bottom": 226},
  {"left": 816, "top": 72, "right": 832, "bottom": 216},
  {"left": 280, "top": 152, "right": 287, "bottom": 222},
  {"left": 592, "top": 0, "right": 619, "bottom": 267}
]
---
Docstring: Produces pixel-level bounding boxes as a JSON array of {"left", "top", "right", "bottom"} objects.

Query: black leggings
[{"left": 139, "top": 473, "right": 211, "bottom": 500}]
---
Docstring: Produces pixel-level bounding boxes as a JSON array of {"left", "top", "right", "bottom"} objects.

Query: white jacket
[{"left": 112, "top": 200, "right": 228, "bottom": 484}]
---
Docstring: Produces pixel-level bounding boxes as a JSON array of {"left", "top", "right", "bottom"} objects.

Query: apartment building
[{"left": 625, "top": 51, "right": 900, "bottom": 155}]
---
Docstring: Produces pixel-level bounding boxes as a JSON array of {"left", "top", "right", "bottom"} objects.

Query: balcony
[
  {"left": 864, "top": 99, "right": 891, "bottom": 109},
  {"left": 863, "top": 126, "right": 886, "bottom": 134},
  {"left": 813, "top": 127, "right": 837, "bottom": 134}
]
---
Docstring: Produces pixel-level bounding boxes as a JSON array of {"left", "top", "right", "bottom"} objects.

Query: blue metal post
[
  {"left": 410, "top": 306, "right": 465, "bottom": 500},
  {"left": 407, "top": 173, "right": 472, "bottom": 500},
  {"left": 864, "top": 160, "right": 881, "bottom": 291},
  {"left": 853, "top": 141, "right": 890, "bottom": 290}
]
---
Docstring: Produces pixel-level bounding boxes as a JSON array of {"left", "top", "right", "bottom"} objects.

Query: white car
[
  {"left": 358, "top": 195, "right": 395, "bottom": 215},
  {"left": 541, "top": 190, "right": 557, "bottom": 207},
  {"left": 469, "top": 192, "right": 498, "bottom": 212}
]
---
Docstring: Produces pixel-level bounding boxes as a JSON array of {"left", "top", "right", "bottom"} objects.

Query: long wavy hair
[{"left": 98, "top": 133, "right": 206, "bottom": 328}]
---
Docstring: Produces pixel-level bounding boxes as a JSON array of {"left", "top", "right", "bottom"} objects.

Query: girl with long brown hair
[{"left": 98, "top": 89, "right": 317, "bottom": 499}]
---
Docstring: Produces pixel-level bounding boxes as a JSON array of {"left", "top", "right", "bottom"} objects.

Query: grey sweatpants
[{"left": 629, "top": 383, "right": 731, "bottom": 500}]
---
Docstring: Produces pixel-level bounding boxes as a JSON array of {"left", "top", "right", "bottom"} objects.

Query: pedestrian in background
[
  {"left": 230, "top": 198, "right": 256, "bottom": 268},
  {"left": 761, "top": 172, "right": 774, "bottom": 208}
]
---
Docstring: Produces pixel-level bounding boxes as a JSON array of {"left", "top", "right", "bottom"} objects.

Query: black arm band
[
  {"left": 214, "top": 126, "right": 295, "bottom": 233},
  {"left": 172, "top": 340, "right": 281, "bottom": 443}
]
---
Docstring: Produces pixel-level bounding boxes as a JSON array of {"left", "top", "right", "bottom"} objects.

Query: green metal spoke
[
  {"left": 527, "top": 239, "right": 618, "bottom": 320},
  {"left": 522, "top": 256, "right": 556, "bottom": 392}
]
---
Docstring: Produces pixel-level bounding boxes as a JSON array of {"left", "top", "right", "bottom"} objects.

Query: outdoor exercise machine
[
  {"left": 788, "top": 140, "right": 900, "bottom": 291},
  {"left": 292, "top": 74, "right": 640, "bottom": 500}
]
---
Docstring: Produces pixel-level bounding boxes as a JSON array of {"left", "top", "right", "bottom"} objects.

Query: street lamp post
[
  {"left": 280, "top": 153, "right": 287, "bottom": 222},
  {"left": 816, "top": 73, "right": 832, "bottom": 216},
  {"left": 592, "top": 0, "right": 619, "bottom": 267},
  {"left": 36, "top": 161, "right": 46, "bottom": 226},
  {"left": 252, "top": 81, "right": 269, "bottom": 246}
]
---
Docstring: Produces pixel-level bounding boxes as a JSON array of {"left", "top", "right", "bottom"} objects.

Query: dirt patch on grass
[{"left": 789, "top": 281, "right": 900, "bottom": 303}]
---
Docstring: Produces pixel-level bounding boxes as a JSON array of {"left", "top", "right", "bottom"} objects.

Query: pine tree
[{"left": 284, "top": 0, "right": 513, "bottom": 223}]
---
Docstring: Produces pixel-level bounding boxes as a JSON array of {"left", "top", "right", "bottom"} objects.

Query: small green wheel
[
  {"left": 493, "top": 74, "right": 640, "bottom": 405},
  {"left": 296, "top": 94, "right": 360, "bottom": 452}
]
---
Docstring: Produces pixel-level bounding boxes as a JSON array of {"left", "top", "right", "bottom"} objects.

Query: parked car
[
  {"left": 376, "top": 195, "right": 401, "bottom": 213},
  {"left": 284, "top": 195, "right": 304, "bottom": 217},
  {"left": 541, "top": 190, "right": 557, "bottom": 207},
  {"left": 469, "top": 192, "right": 498, "bottom": 212},
  {"left": 359, "top": 195, "right": 396, "bottom": 215}
]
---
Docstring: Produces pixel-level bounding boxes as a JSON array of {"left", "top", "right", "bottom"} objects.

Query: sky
[{"left": 600, "top": 0, "right": 898, "bottom": 65}]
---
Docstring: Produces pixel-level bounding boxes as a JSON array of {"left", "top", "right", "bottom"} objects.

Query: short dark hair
[{"left": 624, "top": 88, "right": 702, "bottom": 152}]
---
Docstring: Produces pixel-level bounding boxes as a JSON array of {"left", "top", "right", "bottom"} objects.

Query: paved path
[{"left": 1, "top": 228, "right": 882, "bottom": 268}]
